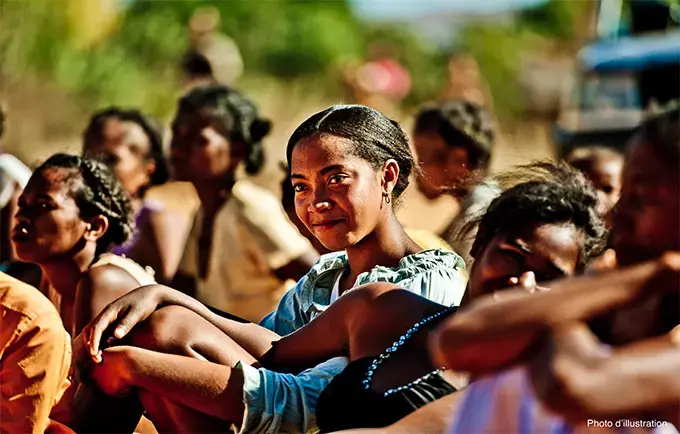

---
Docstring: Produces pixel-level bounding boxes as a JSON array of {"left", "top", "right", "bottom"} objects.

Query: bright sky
[{"left": 350, "top": 0, "right": 548, "bottom": 20}]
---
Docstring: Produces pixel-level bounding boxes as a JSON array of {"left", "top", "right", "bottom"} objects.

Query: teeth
[{"left": 19, "top": 227, "right": 28, "bottom": 234}]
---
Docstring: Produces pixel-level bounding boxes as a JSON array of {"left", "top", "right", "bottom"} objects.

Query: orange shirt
[{"left": 0, "top": 272, "right": 71, "bottom": 434}]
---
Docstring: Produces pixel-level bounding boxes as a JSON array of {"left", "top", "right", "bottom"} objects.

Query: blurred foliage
[
  {"left": 0, "top": 0, "right": 589, "bottom": 124},
  {"left": 458, "top": 0, "right": 593, "bottom": 122}
]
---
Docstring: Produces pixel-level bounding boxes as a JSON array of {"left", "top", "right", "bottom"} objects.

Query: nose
[{"left": 308, "top": 187, "right": 332, "bottom": 214}]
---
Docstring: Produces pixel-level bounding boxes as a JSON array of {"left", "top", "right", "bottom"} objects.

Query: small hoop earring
[{"left": 384, "top": 192, "right": 391, "bottom": 204}]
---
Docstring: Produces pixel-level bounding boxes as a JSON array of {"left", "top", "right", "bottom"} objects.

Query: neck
[
  {"left": 193, "top": 172, "right": 236, "bottom": 214},
  {"left": 40, "top": 246, "right": 97, "bottom": 301},
  {"left": 343, "top": 214, "right": 419, "bottom": 287}
]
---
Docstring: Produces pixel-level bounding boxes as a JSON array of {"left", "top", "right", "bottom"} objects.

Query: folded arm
[
  {"left": 530, "top": 323, "right": 680, "bottom": 425},
  {"left": 430, "top": 256, "right": 679, "bottom": 376},
  {"left": 262, "top": 282, "right": 398, "bottom": 372}
]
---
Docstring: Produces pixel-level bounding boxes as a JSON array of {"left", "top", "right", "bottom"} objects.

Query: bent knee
[{"left": 127, "top": 306, "right": 197, "bottom": 353}]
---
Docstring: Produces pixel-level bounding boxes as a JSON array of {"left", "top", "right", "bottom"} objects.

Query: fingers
[
  {"left": 518, "top": 272, "right": 537, "bottom": 290},
  {"left": 87, "top": 308, "right": 119, "bottom": 360}
]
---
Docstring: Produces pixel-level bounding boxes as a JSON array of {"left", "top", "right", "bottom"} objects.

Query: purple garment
[
  {"left": 450, "top": 367, "right": 678, "bottom": 434},
  {"left": 111, "top": 199, "right": 164, "bottom": 257}
]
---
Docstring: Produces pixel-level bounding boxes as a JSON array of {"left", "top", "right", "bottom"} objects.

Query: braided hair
[
  {"left": 37, "top": 153, "right": 135, "bottom": 253},
  {"left": 82, "top": 107, "right": 170, "bottom": 188},
  {"left": 470, "top": 162, "right": 607, "bottom": 271},
  {"left": 286, "top": 104, "right": 417, "bottom": 203},
  {"left": 414, "top": 100, "right": 495, "bottom": 171},
  {"left": 176, "top": 84, "right": 271, "bottom": 175}
]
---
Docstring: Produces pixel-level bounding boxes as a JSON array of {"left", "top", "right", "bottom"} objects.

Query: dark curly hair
[
  {"left": 470, "top": 162, "right": 607, "bottom": 271},
  {"left": 414, "top": 100, "right": 495, "bottom": 171},
  {"left": 82, "top": 107, "right": 170, "bottom": 189},
  {"left": 286, "top": 104, "right": 417, "bottom": 203},
  {"left": 37, "top": 153, "right": 135, "bottom": 254},
  {"left": 176, "top": 84, "right": 271, "bottom": 175}
]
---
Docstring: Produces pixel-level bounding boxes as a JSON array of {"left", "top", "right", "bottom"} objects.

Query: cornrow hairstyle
[
  {"left": 414, "top": 100, "right": 495, "bottom": 171},
  {"left": 469, "top": 161, "right": 607, "bottom": 271},
  {"left": 286, "top": 104, "right": 417, "bottom": 204},
  {"left": 82, "top": 107, "right": 170, "bottom": 188},
  {"left": 37, "top": 153, "right": 135, "bottom": 254},
  {"left": 177, "top": 84, "right": 271, "bottom": 175}
]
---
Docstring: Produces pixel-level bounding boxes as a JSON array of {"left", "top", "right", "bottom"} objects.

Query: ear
[
  {"left": 84, "top": 215, "right": 109, "bottom": 243},
  {"left": 144, "top": 159, "right": 157, "bottom": 180},
  {"left": 381, "top": 159, "right": 400, "bottom": 197}
]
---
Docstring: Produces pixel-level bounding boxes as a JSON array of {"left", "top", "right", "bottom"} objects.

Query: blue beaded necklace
[{"left": 362, "top": 306, "right": 456, "bottom": 397}]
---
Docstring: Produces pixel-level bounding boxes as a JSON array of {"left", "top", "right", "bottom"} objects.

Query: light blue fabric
[{"left": 237, "top": 248, "right": 466, "bottom": 433}]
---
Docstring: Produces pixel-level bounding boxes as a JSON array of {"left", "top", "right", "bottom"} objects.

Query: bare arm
[
  {"left": 530, "top": 323, "right": 680, "bottom": 425},
  {"left": 262, "top": 283, "right": 397, "bottom": 371},
  {"left": 430, "top": 255, "right": 680, "bottom": 375},
  {"left": 85, "top": 284, "right": 279, "bottom": 360}
]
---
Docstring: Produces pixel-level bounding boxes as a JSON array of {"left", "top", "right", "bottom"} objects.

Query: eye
[
  {"left": 293, "top": 184, "right": 307, "bottom": 193},
  {"left": 504, "top": 249, "right": 524, "bottom": 264},
  {"left": 328, "top": 174, "right": 347, "bottom": 185}
]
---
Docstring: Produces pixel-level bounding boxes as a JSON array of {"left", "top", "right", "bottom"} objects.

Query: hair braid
[{"left": 37, "top": 154, "right": 135, "bottom": 252}]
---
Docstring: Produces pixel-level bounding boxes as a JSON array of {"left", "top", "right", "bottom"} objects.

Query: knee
[{"left": 127, "top": 306, "right": 195, "bottom": 353}]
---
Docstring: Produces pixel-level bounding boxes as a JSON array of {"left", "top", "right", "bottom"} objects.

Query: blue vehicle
[{"left": 554, "top": 1, "right": 680, "bottom": 156}]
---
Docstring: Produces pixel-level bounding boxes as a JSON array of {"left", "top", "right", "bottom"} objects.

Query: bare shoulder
[{"left": 79, "top": 264, "right": 141, "bottom": 295}]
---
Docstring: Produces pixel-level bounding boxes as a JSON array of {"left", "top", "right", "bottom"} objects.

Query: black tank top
[{"left": 315, "top": 306, "right": 457, "bottom": 432}]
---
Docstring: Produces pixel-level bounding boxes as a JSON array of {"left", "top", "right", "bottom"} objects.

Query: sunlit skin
[
  {"left": 291, "top": 134, "right": 388, "bottom": 252},
  {"left": 413, "top": 132, "right": 471, "bottom": 200},
  {"left": 13, "top": 168, "right": 98, "bottom": 265},
  {"left": 467, "top": 223, "right": 580, "bottom": 301}
]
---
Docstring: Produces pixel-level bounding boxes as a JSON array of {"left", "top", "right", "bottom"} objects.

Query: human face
[
  {"left": 611, "top": 139, "right": 680, "bottom": 266},
  {"left": 12, "top": 168, "right": 90, "bottom": 264},
  {"left": 84, "top": 118, "right": 154, "bottom": 198},
  {"left": 584, "top": 156, "right": 623, "bottom": 216},
  {"left": 414, "top": 132, "right": 471, "bottom": 199},
  {"left": 467, "top": 223, "right": 581, "bottom": 301},
  {"left": 169, "top": 112, "right": 240, "bottom": 184},
  {"left": 290, "top": 134, "right": 390, "bottom": 252}
]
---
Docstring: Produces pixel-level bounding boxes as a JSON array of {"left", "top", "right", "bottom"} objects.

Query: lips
[{"left": 311, "top": 219, "right": 345, "bottom": 231}]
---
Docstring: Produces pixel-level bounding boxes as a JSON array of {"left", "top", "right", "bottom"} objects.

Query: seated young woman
[
  {"left": 11, "top": 153, "right": 156, "bottom": 432},
  {"left": 77, "top": 103, "right": 467, "bottom": 433},
  {"left": 80, "top": 161, "right": 605, "bottom": 432},
  {"left": 260, "top": 162, "right": 606, "bottom": 432}
]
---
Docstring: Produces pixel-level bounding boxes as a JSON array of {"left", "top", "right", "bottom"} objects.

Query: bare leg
[
  {"left": 126, "top": 305, "right": 257, "bottom": 366},
  {"left": 123, "top": 306, "right": 257, "bottom": 431}
]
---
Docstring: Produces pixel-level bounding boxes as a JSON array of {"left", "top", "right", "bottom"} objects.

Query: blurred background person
[
  {"left": 182, "top": 6, "right": 243, "bottom": 90},
  {"left": 82, "top": 107, "right": 184, "bottom": 283},
  {"left": 440, "top": 53, "right": 494, "bottom": 109},
  {"left": 565, "top": 145, "right": 624, "bottom": 218},
  {"left": 170, "top": 84, "right": 317, "bottom": 322},
  {"left": 0, "top": 104, "right": 32, "bottom": 264},
  {"left": 412, "top": 100, "right": 497, "bottom": 265}
]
